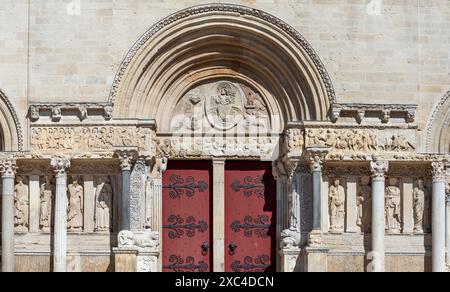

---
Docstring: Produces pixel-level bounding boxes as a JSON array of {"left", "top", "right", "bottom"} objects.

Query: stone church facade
[{"left": 0, "top": 1, "right": 449, "bottom": 272}]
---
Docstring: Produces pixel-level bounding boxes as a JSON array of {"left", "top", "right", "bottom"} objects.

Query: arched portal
[
  {"left": 0, "top": 89, "right": 23, "bottom": 152},
  {"left": 110, "top": 3, "right": 336, "bottom": 128},
  {"left": 426, "top": 92, "right": 450, "bottom": 154}
]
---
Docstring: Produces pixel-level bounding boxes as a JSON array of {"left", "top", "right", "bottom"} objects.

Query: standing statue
[
  {"left": 413, "top": 179, "right": 427, "bottom": 234},
  {"left": 357, "top": 177, "right": 372, "bottom": 232},
  {"left": 95, "top": 176, "right": 113, "bottom": 232},
  {"left": 288, "top": 174, "right": 300, "bottom": 231},
  {"left": 40, "top": 176, "right": 55, "bottom": 232},
  {"left": 67, "top": 176, "right": 84, "bottom": 231},
  {"left": 385, "top": 178, "right": 402, "bottom": 234},
  {"left": 14, "top": 176, "right": 29, "bottom": 232},
  {"left": 329, "top": 179, "right": 346, "bottom": 233}
]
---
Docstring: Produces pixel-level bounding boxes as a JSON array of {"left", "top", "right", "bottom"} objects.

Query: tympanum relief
[
  {"left": 385, "top": 178, "right": 402, "bottom": 234},
  {"left": 14, "top": 176, "right": 29, "bottom": 232},
  {"left": 170, "top": 81, "right": 270, "bottom": 133}
]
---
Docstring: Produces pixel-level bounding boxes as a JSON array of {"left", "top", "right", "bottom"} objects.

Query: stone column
[
  {"left": 431, "top": 162, "right": 446, "bottom": 272},
  {"left": 116, "top": 150, "right": 136, "bottom": 231},
  {"left": 446, "top": 189, "right": 450, "bottom": 270},
  {"left": 307, "top": 149, "right": 328, "bottom": 244},
  {"left": 213, "top": 159, "right": 225, "bottom": 272},
  {"left": 305, "top": 149, "right": 329, "bottom": 272},
  {"left": 369, "top": 158, "right": 389, "bottom": 272},
  {"left": 51, "top": 157, "right": 71, "bottom": 272},
  {"left": 0, "top": 158, "right": 17, "bottom": 272}
]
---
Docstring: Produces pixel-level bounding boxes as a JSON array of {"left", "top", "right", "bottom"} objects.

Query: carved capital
[
  {"left": 431, "top": 161, "right": 446, "bottom": 182},
  {"left": 370, "top": 158, "right": 389, "bottom": 178},
  {"left": 306, "top": 147, "right": 330, "bottom": 172},
  {"left": 0, "top": 158, "right": 18, "bottom": 178},
  {"left": 116, "top": 150, "right": 138, "bottom": 171},
  {"left": 50, "top": 157, "right": 71, "bottom": 176},
  {"left": 150, "top": 157, "right": 168, "bottom": 179}
]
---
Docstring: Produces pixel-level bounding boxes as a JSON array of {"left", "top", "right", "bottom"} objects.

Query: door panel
[
  {"left": 225, "top": 161, "right": 277, "bottom": 272},
  {"left": 162, "top": 161, "right": 212, "bottom": 272}
]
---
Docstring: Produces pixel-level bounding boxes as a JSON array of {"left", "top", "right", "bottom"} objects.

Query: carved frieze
[
  {"left": 30, "top": 126, "right": 152, "bottom": 153},
  {"left": 155, "top": 136, "right": 278, "bottom": 159}
]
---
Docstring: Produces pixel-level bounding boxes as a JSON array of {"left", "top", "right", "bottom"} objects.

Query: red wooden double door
[{"left": 162, "top": 161, "right": 276, "bottom": 272}]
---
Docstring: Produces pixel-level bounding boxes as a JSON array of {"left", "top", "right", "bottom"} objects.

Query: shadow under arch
[
  {"left": 0, "top": 89, "right": 23, "bottom": 152},
  {"left": 109, "top": 3, "right": 336, "bottom": 127}
]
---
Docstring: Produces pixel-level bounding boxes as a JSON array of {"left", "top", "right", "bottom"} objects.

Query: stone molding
[
  {"left": 29, "top": 102, "right": 114, "bottom": 122},
  {"left": 426, "top": 91, "right": 450, "bottom": 153},
  {"left": 0, "top": 89, "right": 24, "bottom": 151},
  {"left": 331, "top": 103, "right": 417, "bottom": 124}
]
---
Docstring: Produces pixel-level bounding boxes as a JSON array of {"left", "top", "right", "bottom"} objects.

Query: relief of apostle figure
[
  {"left": 67, "top": 176, "right": 84, "bottom": 231},
  {"left": 40, "top": 176, "right": 55, "bottom": 232},
  {"left": 413, "top": 179, "right": 428, "bottom": 234},
  {"left": 95, "top": 176, "right": 113, "bottom": 232},
  {"left": 385, "top": 178, "right": 402, "bottom": 234},
  {"left": 329, "top": 179, "right": 346, "bottom": 233},
  {"left": 14, "top": 176, "right": 29, "bottom": 232},
  {"left": 357, "top": 177, "right": 372, "bottom": 232}
]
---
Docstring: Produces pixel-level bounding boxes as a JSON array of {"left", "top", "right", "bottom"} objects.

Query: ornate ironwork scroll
[
  {"left": 231, "top": 255, "right": 271, "bottom": 272},
  {"left": 163, "top": 174, "right": 208, "bottom": 199},
  {"left": 164, "top": 255, "right": 208, "bottom": 272},
  {"left": 231, "top": 215, "right": 271, "bottom": 238},
  {"left": 163, "top": 215, "right": 208, "bottom": 239},
  {"left": 231, "top": 176, "right": 265, "bottom": 198}
]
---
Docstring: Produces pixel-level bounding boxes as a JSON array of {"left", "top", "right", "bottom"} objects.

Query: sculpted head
[
  {"left": 334, "top": 179, "right": 340, "bottom": 187},
  {"left": 416, "top": 179, "right": 424, "bottom": 188},
  {"left": 389, "top": 177, "right": 398, "bottom": 186},
  {"left": 16, "top": 176, "right": 24, "bottom": 184}
]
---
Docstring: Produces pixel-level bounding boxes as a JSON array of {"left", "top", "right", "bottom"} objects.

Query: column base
[
  {"left": 279, "top": 248, "right": 301, "bottom": 272},
  {"left": 305, "top": 247, "right": 329, "bottom": 272},
  {"left": 113, "top": 247, "right": 138, "bottom": 272}
]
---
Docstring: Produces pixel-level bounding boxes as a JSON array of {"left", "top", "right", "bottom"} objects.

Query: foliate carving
[
  {"left": 137, "top": 256, "right": 157, "bottom": 273},
  {"left": 432, "top": 162, "right": 446, "bottom": 182},
  {"left": 67, "top": 176, "right": 84, "bottom": 232},
  {"left": 95, "top": 176, "right": 113, "bottom": 232},
  {"left": 14, "top": 176, "right": 29, "bottom": 233},
  {"left": 413, "top": 179, "right": 430, "bottom": 234},
  {"left": 370, "top": 158, "right": 389, "bottom": 179},
  {"left": 308, "top": 231, "right": 323, "bottom": 247},
  {"left": 116, "top": 150, "right": 137, "bottom": 171},
  {"left": 118, "top": 230, "right": 135, "bottom": 248},
  {"left": 40, "top": 176, "right": 55, "bottom": 232},
  {"left": 0, "top": 158, "right": 17, "bottom": 177},
  {"left": 307, "top": 149, "right": 329, "bottom": 172},
  {"left": 50, "top": 157, "right": 70, "bottom": 176},
  {"left": 357, "top": 177, "right": 372, "bottom": 232},
  {"left": 328, "top": 179, "right": 346, "bottom": 233},
  {"left": 385, "top": 178, "right": 402, "bottom": 234},
  {"left": 31, "top": 126, "right": 147, "bottom": 153}
]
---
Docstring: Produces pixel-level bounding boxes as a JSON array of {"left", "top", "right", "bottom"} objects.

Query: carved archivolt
[
  {"left": 426, "top": 91, "right": 450, "bottom": 154},
  {"left": 0, "top": 89, "right": 24, "bottom": 151},
  {"left": 111, "top": 3, "right": 334, "bottom": 123}
]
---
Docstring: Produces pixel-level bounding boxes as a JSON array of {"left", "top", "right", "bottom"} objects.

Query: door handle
[
  {"left": 201, "top": 242, "right": 209, "bottom": 255},
  {"left": 228, "top": 241, "right": 237, "bottom": 255}
]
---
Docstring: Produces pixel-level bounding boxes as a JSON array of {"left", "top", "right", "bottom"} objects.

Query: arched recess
[
  {"left": 109, "top": 4, "right": 336, "bottom": 129},
  {"left": 426, "top": 91, "right": 450, "bottom": 154},
  {"left": 0, "top": 89, "right": 23, "bottom": 152}
]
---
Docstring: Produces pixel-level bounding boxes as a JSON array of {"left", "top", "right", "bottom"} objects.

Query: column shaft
[
  {"left": 121, "top": 168, "right": 131, "bottom": 231},
  {"left": 432, "top": 180, "right": 446, "bottom": 272},
  {"left": 1, "top": 175, "right": 15, "bottom": 272},
  {"left": 54, "top": 172, "right": 68, "bottom": 272},
  {"left": 371, "top": 176, "right": 385, "bottom": 272},
  {"left": 213, "top": 160, "right": 225, "bottom": 272},
  {"left": 312, "top": 170, "right": 322, "bottom": 231}
]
